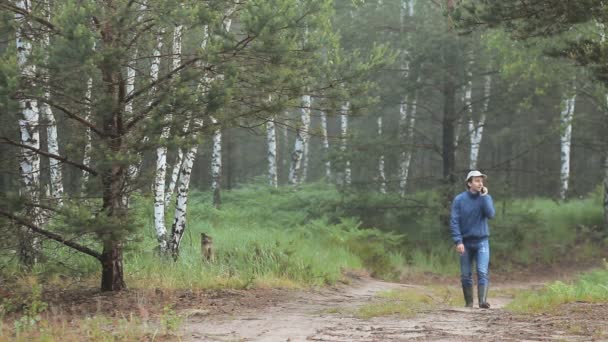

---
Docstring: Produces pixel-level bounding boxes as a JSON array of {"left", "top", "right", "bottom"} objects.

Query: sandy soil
[{"left": 181, "top": 273, "right": 608, "bottom": 342}]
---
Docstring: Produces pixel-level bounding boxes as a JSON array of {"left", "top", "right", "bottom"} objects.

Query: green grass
[
  {"left": 2, "top": 181, "right": 607, "bottom": 292},
  {"left": 507, "top": 268, "right": 608, "bottom": 314}
]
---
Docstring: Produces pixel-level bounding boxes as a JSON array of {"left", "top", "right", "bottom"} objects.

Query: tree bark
[
  {"left": 154, "top": 25, "right": 182, "bottom": 251},
  {"left": 559, "top": 87, "right": 576, "bottom": 200},
  {"left": 340, "top": 102, "right": 351, "bottom": 187},
  {"left": 377, "top": 117, "right": 387, "bottom": 194},
  {"left": 469, "top": 73, "right": 490, "bottom": 171},
  {"left": 211, "top": 116, "right": 222, "bottom": 209},
  {"left": 267, "top": 114, "right": 278, "bottom": 188},
  {"left": 288, "top": 95, "right": 311, "bottom": 185},
  {"left": 82, "top": 76, "right": 93, "bottom": 192},
  {"left": 170, "top": 118, "right": 203, "bottom": 259},
  {"left": 320, "top": 111, "right": 331, "bottom": 180},
  {"left": 41, "top": 0, "right": 63, "bottom": 206},
  {"left": 165, "top": 121, "right": 189, "bottom": 207},
  {"left": 15, "top": 0, "right": 43, "bottom": 267}
]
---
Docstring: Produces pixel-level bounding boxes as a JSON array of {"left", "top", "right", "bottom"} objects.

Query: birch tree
[
  {"left": 559, "top": 85, "right": 576, "bottom": 200},
  {"left": 14, "top": 0, "right": 43, "bottom": 266},
  {"left": 469, "top": 72, "right": 491, "bottom": 170},
  {"left": 377, "top": 117, "right": 387, "bottom": 193},
  {"left": 41, "top": 0, "right": 63, "bottom": 206},
  {"left": 288, "top": 95, "right": 311, "bottom": 185},
  {"left": 153, "top": 25, "right": 182, "bottom": 252},
  {"left": 267, "top": 96, "right": 278, "bottom": 187},
  {"left": 211, "top": 116, "right": 222, "bottom": 208},
  {"left": 397, "top": 0, "right": 416, "bottom": 197},
  {"left": 320, "top": 110, "right": 331, "bottom": 180},
  {"left": 340, "top": 102, "right": 351, "bottom": 186}
]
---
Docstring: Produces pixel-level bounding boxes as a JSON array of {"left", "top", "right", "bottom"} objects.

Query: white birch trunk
[
  {"left": 340, "top": 102, "right": 351, "bottom": 186},
  {"left": 170, "top": 118, "right": 203, "bottom": 258},
  {"left": 15, "top": 0, "right": 42, "bottom": 265},
  {"left": 169, "top": 22, "right": 212, "bottom": 258},
  {"left": 320, "top": 111, "right": 331, "bottom": 180},
  {"left": 165, "top": 121, "right": 189, "bottom": 207},
  {"left": 463, "top": 54, "right": 474, "bottom": 169},
  {"left": 40, "top": 0, "right": 63, "bottom": 206},
  {"left": 469, "top": 74, "right": 491, "bottom": 170},
  {"left": 397, "top": 0, "right": 414, "bottom": 196},
  {"left": 288, "top": 95, "right": 311, "bottom": 185},
  {"left": 559, "top": 88, "right": 576, "bottom": 200},
  {"left": 81, "top": 76, "right": 93, "bottom": 192},
  {"left": 211, "top": 116, "right": 222, "bottom": 208},
  {"left": 153, "top": 25, "right": 182, "bottom": 251},
  {"left": 403, "top": 86, "right": 418, "bottom": 192},
  {"left": 267, "top": 97, "right": 278, "bottom": 187},
  {"left": 377, "top": 117, "right": 387, "bottom": 194},
  {"left": 398, "top": 98, "right": 409, "bottom": 197}
]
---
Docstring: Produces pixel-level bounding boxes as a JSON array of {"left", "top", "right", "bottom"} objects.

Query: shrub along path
[{"left": 182, "top": 270, "right": 608, "bottom": 341}]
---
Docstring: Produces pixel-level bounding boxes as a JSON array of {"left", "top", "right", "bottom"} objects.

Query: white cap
[{"left": 465, "top": 170, "right": 487, "bottom": 182}]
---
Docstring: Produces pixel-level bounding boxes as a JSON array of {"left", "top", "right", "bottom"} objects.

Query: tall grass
[
  {"left": 2, "top": 182, "right": 606, "bottom": 291},
  {"left": 507, "top": 268, "right": 608, "bottom": 314}
]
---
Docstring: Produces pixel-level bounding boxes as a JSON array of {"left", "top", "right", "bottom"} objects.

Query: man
[{"left": 450, "top": 170, "right": 496, "bottom": 309}]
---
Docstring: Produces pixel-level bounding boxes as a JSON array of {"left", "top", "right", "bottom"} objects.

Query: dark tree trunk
[
  {"left": 101, "top": 240, "right": 126, "bottom": 291},
  {"left": 98, "top": 15, "right": 127, "bottom": 291}
]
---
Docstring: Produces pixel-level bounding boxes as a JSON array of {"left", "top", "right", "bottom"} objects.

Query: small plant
[
  {"left": 160, "top": 304, "right": 183, "bottom": 334},
  {"left": 12, "top": 282, "right": 48, "bottom": 336}
]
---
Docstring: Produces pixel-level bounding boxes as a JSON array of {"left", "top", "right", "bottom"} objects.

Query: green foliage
[
  {"left": 507, "top": 268, "right": 608, "bottom": 314},
  {"left": 125, "top": 185, "right": 406, "bottom": 287},
  {"left": 160, "top": 305, "right": 183, "bottom": 334},
  {"left": 4, "top": 281, "right": 49, "bottom": 336}
]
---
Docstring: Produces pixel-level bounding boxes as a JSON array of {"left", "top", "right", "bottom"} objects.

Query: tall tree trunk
[
  {"left": 211, "top": 116, "right": 222, "bottom": 208},
  {"left": 97, "top": 5, "right": 129, "bottom": 291},
  {"left": 402, "top": 84, "right": 419, "bottom": 193},
  {"left": 320, "top": 111, "right": 331, "bottom": 180},
  {"left": 288, "top": 95, "right": 311, "bottom": 185},
  {"left": 398, "top": 95, "right": 409, "bottom": 197},
  {"left": 82, "top": 76, "right": 93, "bottom": 192},
  {"left": 603, "top": 152, "right": 608, "bottom": 232},
  {"left": 469, "top": 73, "right": 491, "bottom": 170},
  {"left": 165, "top": 121, "right": 189, "bottom": 207},
  {"left": 397, "top": 0, "right": 415, "bottom": 196},
  {"left": 267, "top": 114, "right": 278, "bottom": 188},
  {"left": 170, "top": 118, "right": 203, "bottom": 259},
  {"left": 154, "top": 25, "right": 182, "bottom": 252},
  {"left": 100, "top": 240, "right": 126, "bottom": 291},
  {"left": 41, "top": 0, "right": 63, "bottom": 205},
  {"left": 559, "top": 87, "right": 576, "bottom": 200},
  {"left": 377, "top": 117, "right": 387, "bottom": 194},
  {"left": 15, "top": 0, "right": 43, "bottom": 267},
  {"left": 340, "top": 102, "right": 351, "bottom": 187}
]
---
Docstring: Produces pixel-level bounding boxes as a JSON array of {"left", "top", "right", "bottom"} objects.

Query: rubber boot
[
  {"left": 478, "top": 284, "right": 490, "bottom": 309},
  {"left": 462, "top": 286, "right": 474, "bottom": 308}
]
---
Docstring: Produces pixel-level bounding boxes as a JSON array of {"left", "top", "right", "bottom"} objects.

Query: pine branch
[
  {"left": 0, "top": 1, "right": 60, "bottom": 34},
  {"left": 0, "top": 137, "right": 99, "bottom": 176},
  {"left": 0, "top": 209, "right": 102, "bottom": 261}
]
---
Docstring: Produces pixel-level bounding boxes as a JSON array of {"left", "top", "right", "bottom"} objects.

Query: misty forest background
[{"left": 1, "top": 0, "right": 608, "bottom": 298}]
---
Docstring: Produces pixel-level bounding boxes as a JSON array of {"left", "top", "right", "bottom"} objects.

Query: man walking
[{"left": 450, "top": 170, "right": 496, "bottom": 308}]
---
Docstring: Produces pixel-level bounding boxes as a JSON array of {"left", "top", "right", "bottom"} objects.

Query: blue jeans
[{"left": 460, "top": 239, "right": 490, "bottom": 287}]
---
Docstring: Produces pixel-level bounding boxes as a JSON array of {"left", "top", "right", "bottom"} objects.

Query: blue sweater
[{"left": 450, "top": 191, "right": 496, "bottom": 245}]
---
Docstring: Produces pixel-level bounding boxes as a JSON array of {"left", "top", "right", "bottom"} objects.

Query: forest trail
[{"left": 181, "top": 272, "right": 606, "bottom": 341}]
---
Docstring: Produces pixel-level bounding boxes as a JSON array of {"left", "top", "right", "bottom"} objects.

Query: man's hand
[
  {"left": 480, "top": 186, "right": 488, "bottom": 196},
  {"left": 456, "top": 243, "right": 465, "bottom": 255}
]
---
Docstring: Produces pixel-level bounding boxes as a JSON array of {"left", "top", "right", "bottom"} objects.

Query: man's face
[{"left": 468, "top": 176, "right": 484, "bottom": 192}]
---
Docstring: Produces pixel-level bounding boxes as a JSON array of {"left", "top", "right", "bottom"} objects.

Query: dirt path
[{"left": 181, "top": 275, "right": 605, "bottom": 341}]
